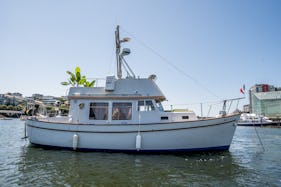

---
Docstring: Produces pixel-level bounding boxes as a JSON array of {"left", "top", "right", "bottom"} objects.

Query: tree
[
  {"left": 59, "top": 104, "right": 69, "bottom": 115},
  {"left": 16, "top": 105, "right": 24, "bottom": 111},
  {"left": 56, "top": 97, "right": 67, "bottom": 103},
  {"left": 7, "top": 105, "right": 14, "bottom": 110},
  {"left": 61, "top": 66, "right": 95, "bottom": 87},
  {"left": 0, "top": 105, "right": 6, "bottom": 110}
]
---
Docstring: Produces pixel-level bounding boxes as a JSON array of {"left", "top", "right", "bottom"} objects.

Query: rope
[{"left": 254, "top": 126, "right": 265, "bottom": 152}]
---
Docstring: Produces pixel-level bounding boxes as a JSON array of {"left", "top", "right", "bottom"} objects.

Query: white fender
[
  {"left": 136, "top": 133, "right": 141, "bottom": 150},
  {"left": 73, "top": 134, "right": 79, "bottom": 150}
]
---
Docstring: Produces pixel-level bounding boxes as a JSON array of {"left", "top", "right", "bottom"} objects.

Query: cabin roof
[{"left": 68, "top": 78, "right": 166, "bottom": 101}]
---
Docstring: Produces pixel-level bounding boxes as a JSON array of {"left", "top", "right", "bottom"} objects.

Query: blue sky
[{"left": 0, "top": 0, "right": 281, "bottom": 113}]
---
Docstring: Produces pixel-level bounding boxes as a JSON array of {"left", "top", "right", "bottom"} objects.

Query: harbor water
[{"left": 0, "top": 119, "right": 281, "bottom": 186}]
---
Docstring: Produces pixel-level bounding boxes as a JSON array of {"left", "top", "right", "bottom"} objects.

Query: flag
[{"left": 240, "top": 88, "right": 245, "bottom": 94}]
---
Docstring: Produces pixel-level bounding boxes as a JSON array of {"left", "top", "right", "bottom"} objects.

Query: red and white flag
[{"left": 240, "top": 84, "right": 245, "bottom": 94}]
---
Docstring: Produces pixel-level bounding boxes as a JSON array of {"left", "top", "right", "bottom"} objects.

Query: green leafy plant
[
  {"left": 83, "top": 80, "right": 95, "bottom": 87},
  {"left": 61, "top": 66, "right": 95, "bottom": 87}
]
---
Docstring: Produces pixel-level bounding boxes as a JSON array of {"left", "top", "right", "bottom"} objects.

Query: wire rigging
[{"left": 120, "top": 27, "right": 220, "bottom": 99}]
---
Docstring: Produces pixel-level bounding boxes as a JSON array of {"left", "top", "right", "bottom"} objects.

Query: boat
[
  {"left": 237, "top": 113, "right": 273, "bottom": 126},
  {"left": 25, "top": 26, "right": 241, "bottom": 153}
]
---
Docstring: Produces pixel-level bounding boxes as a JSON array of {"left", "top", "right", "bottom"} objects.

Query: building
[
  {"left": 1, "top": 91, "right": 65, "bottom": 106},
  {"left": 41, "top": 96, "right": 58, "bottom": 105},
  {"left": 249, "top": 84, "right": 281, "bottom": 119},
  {"left": 0, "top": 94, "right": 5, "bottom": 105},
  {"left": 32, "top": 94, "right": 43, "bottom": 100},
  {"left": 0, "top": 92, "right": 24, "bottom": 106},
  {"left": 12, "top": 92, "right": 23, "bottom": 97},
  {"left": 243, "top": 104, "right": 250, "bottom": 113}
]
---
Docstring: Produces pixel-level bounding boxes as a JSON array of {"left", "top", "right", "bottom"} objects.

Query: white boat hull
[{"left": 26, "top": 114, "right": 239, "bottom": 153}]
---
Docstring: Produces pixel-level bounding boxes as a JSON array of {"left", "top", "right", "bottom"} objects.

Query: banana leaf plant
[
  {"left": 61, "top": 66, "right": 95, "bottom": 87},
  {"left": 83, "top": 80, "right": 95, "bottom": 87}
]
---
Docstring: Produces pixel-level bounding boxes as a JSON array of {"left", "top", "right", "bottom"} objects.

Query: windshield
[{"left": 156, "top": 102, "right": 164, "bottom": 112}]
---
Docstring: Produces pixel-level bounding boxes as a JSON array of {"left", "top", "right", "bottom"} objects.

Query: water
[{"left": 1, "top": 119, "right": 281, "bottom": 186}]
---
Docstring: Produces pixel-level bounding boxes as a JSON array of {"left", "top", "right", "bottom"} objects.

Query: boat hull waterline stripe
[{"left": 30, "top": 143, "right": 230, "bottom": 153}]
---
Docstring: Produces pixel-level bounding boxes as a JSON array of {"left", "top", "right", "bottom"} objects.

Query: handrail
[{"left": 163, "top": 97, "right": 245, "bottom": 117}]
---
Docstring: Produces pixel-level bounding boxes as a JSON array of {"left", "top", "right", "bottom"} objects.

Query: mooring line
[{"left": 254, "top": 125, "right": 265, "bottom": 152}]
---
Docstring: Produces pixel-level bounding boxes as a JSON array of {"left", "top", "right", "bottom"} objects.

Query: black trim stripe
[
  {"left": 27, "top": 119, "right": 237, "bottom": 134},
  {"left": 27, "top": 114, "right": 240, "bottom": 126}
]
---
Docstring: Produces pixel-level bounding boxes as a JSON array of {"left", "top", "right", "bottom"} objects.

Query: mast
[
  {"left": 115, "top": 25, "right": 133, "bottom": 79},
  {"left": 115, "top": 25, "right": 122, "bottom": 79}
]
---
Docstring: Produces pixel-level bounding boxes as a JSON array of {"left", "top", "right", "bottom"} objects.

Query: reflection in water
[
  {"left": 17, "top": 145, "right": 247, "bottom": 186},
  {"left": 231, "top": 127, "right": 281, "bottom": 186},
  {"left": 1, "top": 120, "right": 281, "bottom": 186}
]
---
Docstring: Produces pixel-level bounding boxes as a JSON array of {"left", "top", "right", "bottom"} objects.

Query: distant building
[
  {"left": 0, "top": 92, "right": 24, "bottom": 106},
  {"left": 0, "top": 92, "right": 64, "bottom": 108},
  {"left": 0, "top": 94, "right": 5, "bottom": 105},
  {"left": 12, "top": 92, "right": 23, "bottom": 98},
  {"left": 249, "top": 84, "right": 281, "bottom": 119},
  {"left": 24, "top": 97, "right": 35, "bottom": 105},
  {"left": 243, "top": 104, "right": 250, "bottom": 113},
  {"left": 41, "top": 96, "right": 58, "bottom": 105},
  {"left": 32, "top": 94, "right": 43, "bottom": 100}
]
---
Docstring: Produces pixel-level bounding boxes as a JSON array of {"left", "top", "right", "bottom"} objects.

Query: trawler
[{"left": 25, "top": 26, "right": 240, "bottom": 153}]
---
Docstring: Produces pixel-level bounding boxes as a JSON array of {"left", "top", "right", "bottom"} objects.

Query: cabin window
[
  {"left": 112, "top": 102, "right": 132, "bottom": 120},
  {"left": 138, "top": 100, "right": 155, "bottom": 111},
  {"left": 161, "top": 116, "right": 169, "bottom": 120},
  {"left": 182, "top": 116, "right": 189, "bottom": 119},
  {"left": 89, "top": 102, "right": 108, "bottom": 120},
  {"left": 138, "top": 101, "right": 145, "bottom": 111}
]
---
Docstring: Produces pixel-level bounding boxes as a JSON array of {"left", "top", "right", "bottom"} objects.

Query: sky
[{"left": 0, "top": 0, "right": 281, "bottom": 113}]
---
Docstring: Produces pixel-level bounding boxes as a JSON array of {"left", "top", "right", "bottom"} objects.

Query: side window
[
  {"left": 138, "top": 101, "right": 146, "bottom": 111},
  {"left": 145, "top": 100, "right": 155, "bottom": 111},
  {"left": 112, "top": 102, "right": 132, "bottom": 120},
  {"left": 138, "top": 100, "right": 155, "bottom": 111},
  {"left": 89, "top": 103, "right": 108, "bottom": 120}
]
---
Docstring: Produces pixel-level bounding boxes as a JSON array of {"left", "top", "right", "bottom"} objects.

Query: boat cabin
[{"left": 68, "top": 77, "right": 197, "bottom": 124}]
